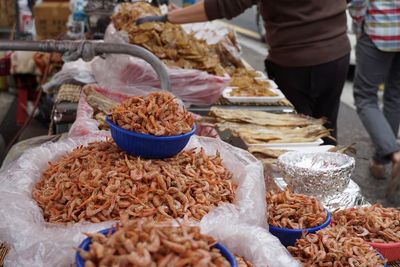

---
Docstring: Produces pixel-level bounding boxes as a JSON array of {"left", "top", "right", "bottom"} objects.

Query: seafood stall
[{"left": 1, "top": 2, "right": 400, "bottom": 267}]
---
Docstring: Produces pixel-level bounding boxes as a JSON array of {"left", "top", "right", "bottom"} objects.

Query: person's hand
[{"left": 135, "top": 15, "right": 168, "bottom": 25}]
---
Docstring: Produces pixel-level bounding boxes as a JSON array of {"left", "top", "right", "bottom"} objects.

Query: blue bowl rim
[
  {"left": 106, "top": 116, "right": 196, "bottom": 140},
  {"left": 269, "top": 210, "right": 332, "bottom": 233},
  {"left": 76, "top": 227, "right": 238, "bottom": 267}
]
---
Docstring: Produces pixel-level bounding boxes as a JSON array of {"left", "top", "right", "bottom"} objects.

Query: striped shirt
[{"left": 349, "top": 0, "right": 400, "bottom": 51}]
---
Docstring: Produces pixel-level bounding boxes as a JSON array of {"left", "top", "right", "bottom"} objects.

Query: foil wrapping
[
  {"left": 273, "top": 152, "right": 369, "bottom": 210},
  {"left": 277, "top": 152, "right": 355, "bottom": 198}
]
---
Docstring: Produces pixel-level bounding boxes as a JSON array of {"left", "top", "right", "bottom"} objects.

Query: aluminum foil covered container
[{"left": 277, "top": 152, "right": 355, "bottom": 199}]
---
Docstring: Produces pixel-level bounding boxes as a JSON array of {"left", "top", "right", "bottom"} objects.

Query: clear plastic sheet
[
  {"left": 200, "top": 209, "right": 301, "bottom": 267},
  {"left": 42, "top": 59, "right": 96, "bottom": 93},
  {"left": 0, "top": 134, "right": 269, "bottom": 266},
  {"left": 91, "top": 25, "right": 230, "bottom": 107}
]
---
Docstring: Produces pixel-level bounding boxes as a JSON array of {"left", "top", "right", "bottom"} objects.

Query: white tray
[
  {"left": 267, "top": 145, "right": 334, "bottom": 152},
  {"left": 222, "top": 87, "right": 285, "bottom": 103},
  {"left": 247, "top": 138, "right": 324, "bottom": 148}
]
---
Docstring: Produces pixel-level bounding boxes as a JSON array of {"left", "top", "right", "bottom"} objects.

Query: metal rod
[{"left": 0, "top": 40, "right": 171, "bottom": 91}]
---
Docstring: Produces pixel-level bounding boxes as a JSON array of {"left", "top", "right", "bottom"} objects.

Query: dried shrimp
[
  {"left": 288, "top": 226, "right": 386, "bottom": 267},
  {"left": 32, "top": 140, "right": 235, "bottom": 223},
  {"left": 227, "top": 68, "right": 276, "bottom": 97},
  {"left": 79, "top": 217, "right": 230, "bottom": 267},
  {"left": 110, "top": 91, "right": 194, "bottom": 136},
  {"left": 235, "top": 254, "right": 254, "bottom": 267},
  {"left": 333, "top": 204, "right": 400, "bottom": 243},
  {"left": 112, "top": 2, "right": 226, "bottom": 76},
  {"left": 267, "top": 188, "right": 327, "bottom": 229}
]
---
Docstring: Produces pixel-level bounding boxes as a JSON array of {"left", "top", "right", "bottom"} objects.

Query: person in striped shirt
[{"left": 349, "top": 0, "right": 400, "bottom": 198}]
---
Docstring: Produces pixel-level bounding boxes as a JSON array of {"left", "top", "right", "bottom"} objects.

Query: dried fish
[
  {"left": 267, "top": 188, "right": 327, "bottom": 229},
  {"left": 32, "top": 141, "right": 236, "bottom": 223},
  {"left": 227, "top": 68, "right": 277, "bottom": 97},
  {"left": 112, "top": 2, "right": 226, "bottom": 76}
]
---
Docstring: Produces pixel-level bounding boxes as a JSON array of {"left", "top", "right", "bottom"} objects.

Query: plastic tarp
[{"left": 0, "top": 133, "right": 299, "bottom": 266}]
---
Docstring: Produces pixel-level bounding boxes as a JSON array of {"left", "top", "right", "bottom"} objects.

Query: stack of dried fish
[
  {"left": 112, "top": 2, "right": 226, "bottom": 76},
  {"left": 227, "top": 68, "right": 277, "bottom": 97},
  {"left": 288, "top": 226, "right": 386, "bottom": 266},
  {"left": 249, "top": 144, "right": 356, "bottom": 166},
  {"left": 267, "top": 188, "right": 327, "bottom": 229},
  {"left": 79, "top": 218, "right": 230, "bottom": 266},
  {"left": 83, "top": 85, "right": 119, "bottom": 130},
  {"left": 32, "top": 140, "right": 236, "bottom": 223},
  {"left": 110, "top": 91, "right": 194, "bottom": 136},
  {"left": 210, "top": 107, "right": 331, "bottom": 145},
  {"left": 333, "top": 205, "right": 400, "bottom": 242}
]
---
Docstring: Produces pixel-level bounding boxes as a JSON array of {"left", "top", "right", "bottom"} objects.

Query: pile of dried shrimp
[
  {"left": 110, "top": 91, "right": 194, "bottom": 136},
  {"left": 227, "top": 68, "right": 276, "bottom": 97},
  {"left": 32, "top": 140, "right": 235, "bottom": 223},
  {"left": 267, "top": 188, "right": 327, "bottom": 229},
  {"left": 333, "top": 204, "right": 400, "bottom": 243},
  {"left": 235, "top": 254, "right": 254, "bottom": 267},
  {"left": 288, "top": 226, "right": 386, "bottom": 267},
  {"left": 112, "top": 2, "right": 226, "bottom": 76},
  {"left": 79, "top": 217, "right": 230, "bottom": 267}
]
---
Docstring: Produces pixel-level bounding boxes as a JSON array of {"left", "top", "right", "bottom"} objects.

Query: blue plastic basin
[
  {"left": 76, "top": 228, "right": 237, "bottom": 267},
  {"left": 269, "top": 211, "right": 332, "bottom": 247},
  {"left": 106, "top": 117, "right": 196, "bottom": 159}
]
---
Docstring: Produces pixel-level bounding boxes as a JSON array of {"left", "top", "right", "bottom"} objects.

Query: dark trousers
[
  {"left": 353, "top": 34, "right": 400, "bottom": 164},
  {"left": 265, "top": 54, "right": 350, "bottom": 144}
]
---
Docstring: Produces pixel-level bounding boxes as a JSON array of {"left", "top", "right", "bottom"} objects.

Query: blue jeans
[{"left": 353, "top": 33, "right": 400, "bottom": 164}]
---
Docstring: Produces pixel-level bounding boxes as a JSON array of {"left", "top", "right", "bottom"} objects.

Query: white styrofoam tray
[{"left": 246, "top": 138, "right": 324, "bottom": 148}]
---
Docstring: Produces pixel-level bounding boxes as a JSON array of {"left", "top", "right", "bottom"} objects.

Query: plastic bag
[
  {"left": 0, "top": 134, "right": 268, "bottom": 266},
  {"left": 201, "top": 212, "right": 301, "bottom": 267},
  {"left": 42, "top": 59, "right": 96, "bottom": 93},
  {"left": 91, "top": 25, "right": 229, "bottom": 107}
]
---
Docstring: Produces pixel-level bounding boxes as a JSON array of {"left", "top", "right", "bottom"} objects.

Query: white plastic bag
[
  {"left": 201, "top": 210, "right": 301, "bottom": 267},
  {"left": 91, "top": 25, "right": 229, "bottom": 107},
  {"left": 42, "top": 59, "right": 96, "bottom": 92},
  {"left": 0, "top": 134, "right": 270, "bottom": 266}
]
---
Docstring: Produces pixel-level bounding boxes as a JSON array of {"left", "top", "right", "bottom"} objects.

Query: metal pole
[{"left": 0, "top": 40, "right": 171, "bottom": 91}]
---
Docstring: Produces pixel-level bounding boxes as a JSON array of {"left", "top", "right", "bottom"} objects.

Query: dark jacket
[{"left": 204, "top": 0, "right": 351, "bottom": 67}]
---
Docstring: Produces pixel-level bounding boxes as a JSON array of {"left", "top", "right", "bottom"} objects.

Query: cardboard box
[
  {"left": 34, "top": 2, "right": 70, "bottom": 40},
  {"left": 0, "top": 0, "right": 16, "bottom": 28}
]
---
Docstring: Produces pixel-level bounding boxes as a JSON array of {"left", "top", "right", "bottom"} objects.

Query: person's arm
[
  {"left": 137, "top": 0, "right": 256, "bottom": 25},
  {"left": 168, "top": 1, "right": 208, "bottom": 24},
  {"left": 348, "top": 0, "right": 368, "bottom": 36}
]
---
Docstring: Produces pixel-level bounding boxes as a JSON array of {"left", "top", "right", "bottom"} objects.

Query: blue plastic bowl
[
  {"left": 76, "top": 228, "right": 237, "bottom": 267},
  {"left": 269, "top": 210, "right": 331, "bottom": 247},
  {"left": 106, "top": 117, "right": 196, "bottom": 159}
]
